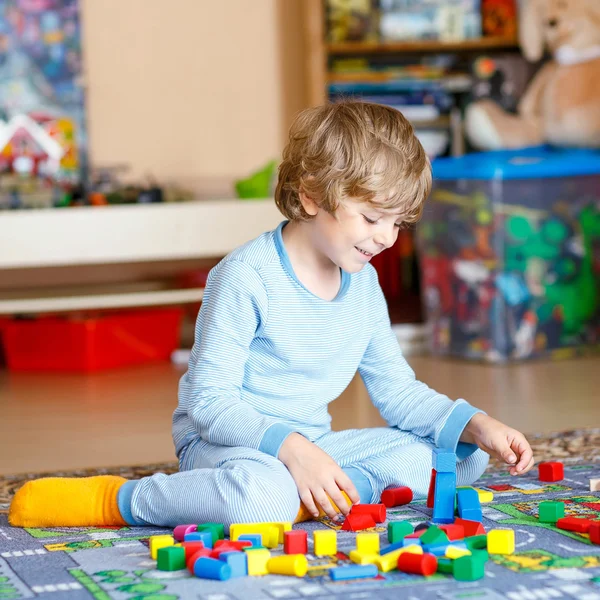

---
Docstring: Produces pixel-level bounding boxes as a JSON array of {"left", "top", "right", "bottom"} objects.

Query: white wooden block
[{"left": 590, "top": 478, "right": 600, "bottom": 492}]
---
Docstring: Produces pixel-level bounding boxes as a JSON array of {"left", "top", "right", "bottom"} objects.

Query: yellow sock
[
  {"left": 9, "top": 475, "right": 128, "bottom": 528},
  {"left": 294, "top": 491, "right": 352, "bottom": 523}
]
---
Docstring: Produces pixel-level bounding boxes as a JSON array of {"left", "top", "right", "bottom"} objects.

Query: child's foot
[
  {"left": 9, "top": 475, "right": 128, "bottom": 528},
  {"left": 294, "top": 491, "right": 352, "bottom": 523}
]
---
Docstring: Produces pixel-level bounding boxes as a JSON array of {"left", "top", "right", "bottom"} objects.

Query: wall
[{"left": 81, "top": 0, "right": 307, "bottom": 195}]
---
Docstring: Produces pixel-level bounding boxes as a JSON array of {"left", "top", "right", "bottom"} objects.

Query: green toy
[{"left": 235, "top": 160, "right": 277, "bottom": 199}]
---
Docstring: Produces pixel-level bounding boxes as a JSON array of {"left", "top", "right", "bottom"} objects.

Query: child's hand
[
  {"left": 279, "top": 433, "right": 360, "bottom": 520},
  {"left": 461, "top": 414, "right": 534, "bottom": 476}
]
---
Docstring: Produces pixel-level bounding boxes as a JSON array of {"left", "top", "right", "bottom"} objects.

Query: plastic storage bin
[
  {"left": 3, "top": 308, "right": 183, "bottom": 372},
  {"left": 417, "top": 147, "right": 600, "bottom": 362}
]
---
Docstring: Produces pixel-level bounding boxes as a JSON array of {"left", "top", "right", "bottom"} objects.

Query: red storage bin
[{"left": 3, "top": 308, "right": 183, "bottom": 372}]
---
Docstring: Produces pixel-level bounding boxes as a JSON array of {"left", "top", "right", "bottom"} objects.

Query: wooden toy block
[
  {"left": 149, "top": 535, "right": 174, "bottom": 560},
  {"left": 376, "top": 544, "right": 423, "bottom": 571},
  {"left": 219, "top": 551, "right": 248, "bottom": 578},
  {"left": 266, "top": 522, "right": 292, "bottom": 544},
  {"left": 405, "top": 529, "right": 426, "bottom": 540},
  {"left": 284, "top": 530, "right": 307, "bottom": 554},
  {"left": 330, "top": 564, "right": 378, "bottom": 580},
  {"left": 388, "top": 520, "right": 414, "bottom": 543},
  {"left": 454, "top": 518, "right": 486, "bottom": 537},
  {"left": 210, "top": 547, "right": 241, "bottom": 559},
  {"left": 423, "top": 542, "right": 451, "bottom": 557},
  {"left": 420, "top": 526, "right": 449, "bottom": 546},
  {"left": 538, "top": 501, "right": 565, "bottom": 523},
  {"left": 445, "top": 545, "right": 472, "bottom": 559},
  {"left": 402, "top": 537, "right": 423, "bottom": 547},
  {"left": 238, "top": 534, "right": 262, "bottom": 548},
  {"left": 184, "top": 531, "right": 213, "bottom": 548},
  {"left": 538, "top": 461, "right": 564, "bottom": 482},
  {"left": 193, "top": 556, "right": 231, "bottom": 580},
  {"left": 356, "top": 532, "right": 380, "bottom": 555},
  {"left": 589, "top": 522, "right": 600, "bottom": 545},
  {"left": 427, "top": 469, "right": 437, "bottom": 508},
  {"left": 475, "top": 488, "right": 494, "bottom": 503},
  {"left": 196, "top": 523, "right": 225, "bottom": 546},
  {"left": 245, "top": 548, "right": 271, "bottom": 576},
  {"left": 457, "top": 488, "right": 483, "bottom": 522},
  {"left": 341, "top": 513, "right": 376, "bottom": 532},
  {"left": 173, "top": 524, "right": 197, "bottom": 542},
  {"left": 230, "top": 524, "right": 279, "bottom": 548},
  {"left": 487, "top": 529, "right": 515, "bottom": 554},
  {"left": 397, "top": 552, "right": 438, "bottom": 576},
  {"left": 556, "top": 517, "right": 593, "bottom": 533},
  {"left": 381, "top": 486, "right": 413, "bottom": 507},
  {"left": 415, "top": 522, "right": 431, "bottom": 532},
  {"left": 350, "top": 503, "right": 386, "bottom": 523},
  {"left": 157, "top": 546, "right": 186, "bottom": 571},
  {"left": 180, "top": 542, "right": 205, "bottom": 561},
  {"left": 471, "top": 548, "right": 490, "bottom": 562},
  {"left": 432, "top": 471, "right": 456, "bottom": 524},
  {"left": 186, "top": 548, "right": 212, "bottom": 572},
  {"left": 437, "top": 557, "right": 453, "bottom": 574},
  {"left": 439, "top": 524, "right": 465, "bottom": 541},
  {"left": 453, "top": 555, "right": 485, "bottom": 581},
  {"left": 214, "top": 540, "right": 252, "bottom": 551},
  {"left": 464, "top": 535, "right": 488, "bottom": 551},
  {"left": 433, "top": 448, "right": 457, "bottom": 473},
  {"left": 314, "top": 530, "right": 337, "bottom": 556},
  {"left": 267, "top": 554, "right": 308, "bottom": 577},
  {"left": 590, "top": 478, "right": 600, "bottom": 492},
  {"left": 349, "top": 550, "right": 380, "bottom": 565}
]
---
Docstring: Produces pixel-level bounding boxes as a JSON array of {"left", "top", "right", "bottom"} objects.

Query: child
[{"left": 9, "top": 101, "right": 534, "bottom": 530}]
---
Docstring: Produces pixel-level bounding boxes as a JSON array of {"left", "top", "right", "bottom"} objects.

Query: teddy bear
[{"left": 465, "top": 0, "right": 600, "bottom": 149}]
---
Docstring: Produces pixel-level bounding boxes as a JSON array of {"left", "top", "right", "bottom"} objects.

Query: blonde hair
[{"left": 275, "top": 100, "right": 432, "bottom": 224}]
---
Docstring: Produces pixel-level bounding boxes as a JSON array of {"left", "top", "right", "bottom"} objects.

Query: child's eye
[{"left": 362, "top": 215, "right": 378, "bottom": 224}]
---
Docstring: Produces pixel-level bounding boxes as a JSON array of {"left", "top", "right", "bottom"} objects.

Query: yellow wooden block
[
  {"left": 475, "top": 488, "right": 494, "bottom": 503},
  {"left": 349, "top": 550, "right": 379, "bottom": 565},
  {"left": 314, "top": 530, "right": 337, "bottom": 556},
  {"left": 230, "top": 523, "right": 279, "bottom": 548},
  {"left": 246, "top": 548, "right": 272, "bottom": 575},
  {"left": 488, "top": 529, "right": 515, "bottom": 554},
  {"left": 267, "top": 554, "right": 308, "bottom": 577},
  {"left": 356, "top": 533, "right": 380, "bottom": 555},
  {"left": 272, "top": 522, "right": 292, "bottom": 544},
  {"left": 445, "top": 546, "right": 472, "bottom": 559},
  {"left": 149, "top": 535, "right": 174, "bottom": 560}
]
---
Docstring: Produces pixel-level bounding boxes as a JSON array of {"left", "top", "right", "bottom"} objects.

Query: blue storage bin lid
[{"left": 432, "top": 146, "right": 600, "bottom": 180}]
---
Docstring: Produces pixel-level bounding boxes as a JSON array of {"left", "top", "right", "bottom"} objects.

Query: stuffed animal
[{"left": 465, "top": 0, "right": 600, "bottom": 149}]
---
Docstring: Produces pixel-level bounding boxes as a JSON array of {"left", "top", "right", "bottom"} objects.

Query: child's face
[{"left": 308, "top": 197, "right": 404, "bottom": 274}]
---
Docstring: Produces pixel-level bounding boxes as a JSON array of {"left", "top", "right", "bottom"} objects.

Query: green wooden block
[
  {"left": 471, "top": 549, "right": 489, "bottom": 562},
  {"left": 437, "top": 558, "right": 454, "bottom": 574},
  {"left": 196, "top": 523, "right": 225, "bottom": 545},
  {"left": 420, "top": 526, "right": 449, "bottom": 546},
  {"left": 538, "top": 501, "right": 565, "bottom": 523},
  {"left": 464, "top": 534, "right": 487, "bottom": 550},
  {"left": 243, "top": 545, "right": 266, "bottom": 552},
  {"left": 453, "top": 555, "right": 485, "bottom": 581},
  {"left": 388, "top": 521, "right": 414, "bottom": 543},
  {"left": 157, "top": 546, "right": 186, "bottom": 571}
]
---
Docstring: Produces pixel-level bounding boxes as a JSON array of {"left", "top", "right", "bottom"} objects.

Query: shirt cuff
[
  {"left": 258, "top": 422, "right": 296, "bottom": 457},
  {"left": 437, "top": 400, "right": 484, "bottom": 455}
]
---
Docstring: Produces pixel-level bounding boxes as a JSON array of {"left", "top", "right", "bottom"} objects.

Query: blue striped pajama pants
[{"left": 125, "top": 427, "right": 489, "bottom": 530}]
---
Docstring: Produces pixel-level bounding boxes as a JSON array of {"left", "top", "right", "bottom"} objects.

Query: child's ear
[{"left": 299, "top": 190, "right": 319, "bottom": 216}]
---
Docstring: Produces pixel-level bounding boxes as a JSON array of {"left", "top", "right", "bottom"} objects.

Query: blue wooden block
[
  {"left": 423, "top": 542, "right": 450, "bottom": 557},
  {"left": 402, "top": 537, "right": 422, "bottom": 547},
  {"left": 219, "top": 551, "right": 247, "bottom": 578},
  {"left": 432, "top": 471, "right": 456, "bottom": 524},
  {"left": 457, "top": 488, "right": 482, "bottom": 522},
  {"left": 433, "top": 448, "right": 457, "bottom": 473},
  {"left": 193, "top": 557, "right": 231, "bottom": 580},
  {"left": 381, "top": 540, "right": 410, "bottom": 554},
  {"left": 238, "top": 534, "right": 262, "bottom": 548},
  {"left": 330, "top": 564, "right": 378, "bottom": 581},
  {"left": 184, "top": 531, "right": 213, "bottom": 548}
]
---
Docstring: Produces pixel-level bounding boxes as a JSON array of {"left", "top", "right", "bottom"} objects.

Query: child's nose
[{"left": 374, "top": 226, "right": 397, "bottom": 249}]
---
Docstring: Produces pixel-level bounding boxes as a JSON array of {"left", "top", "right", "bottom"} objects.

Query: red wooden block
[
  {"left": 350, "top": 503, "right": 386, "bottom": 523},
  {"left": 213, "top": 540, "right": 252, "bottom": 550},
  {"left": 556, "top": 517, "right": 593, "bottom": 533},
  {"left": 284, "top": 530, "right": 308, "bottom": 554},
  {"left": 186, "top": 548, "right": 211, "bottom": 572},
  {"left": 180, "top": 541, "right": 205, "bottom": 561},
  {"left": 210, "top": 546, "right": 242, "bottom": 558},
  {"left": 397, "top": 552, "right": 438, "bottom": 576},
  {"left": 341, "top": 513, "right": 377, "bottom": 532},
  {"left": 439, "top": 524, "right": 465, "bottom": 541},
  {"left": 589, "top": 522, "right": 600, "bottom": 545},
  {"left": 381, "top": 486, "right": 413, "bottom": 508},
  {"left": 406, "top": 529, "right": 427, "bottom": 539},
  {"left": 454, "top": 518, "right": 486, "bottom": 537},
  {"left": 427, "top": 469, "right": 437, "bottom": 509},
  {"left": 538, "top": 461, "right": 564, "bottom": 482}
]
